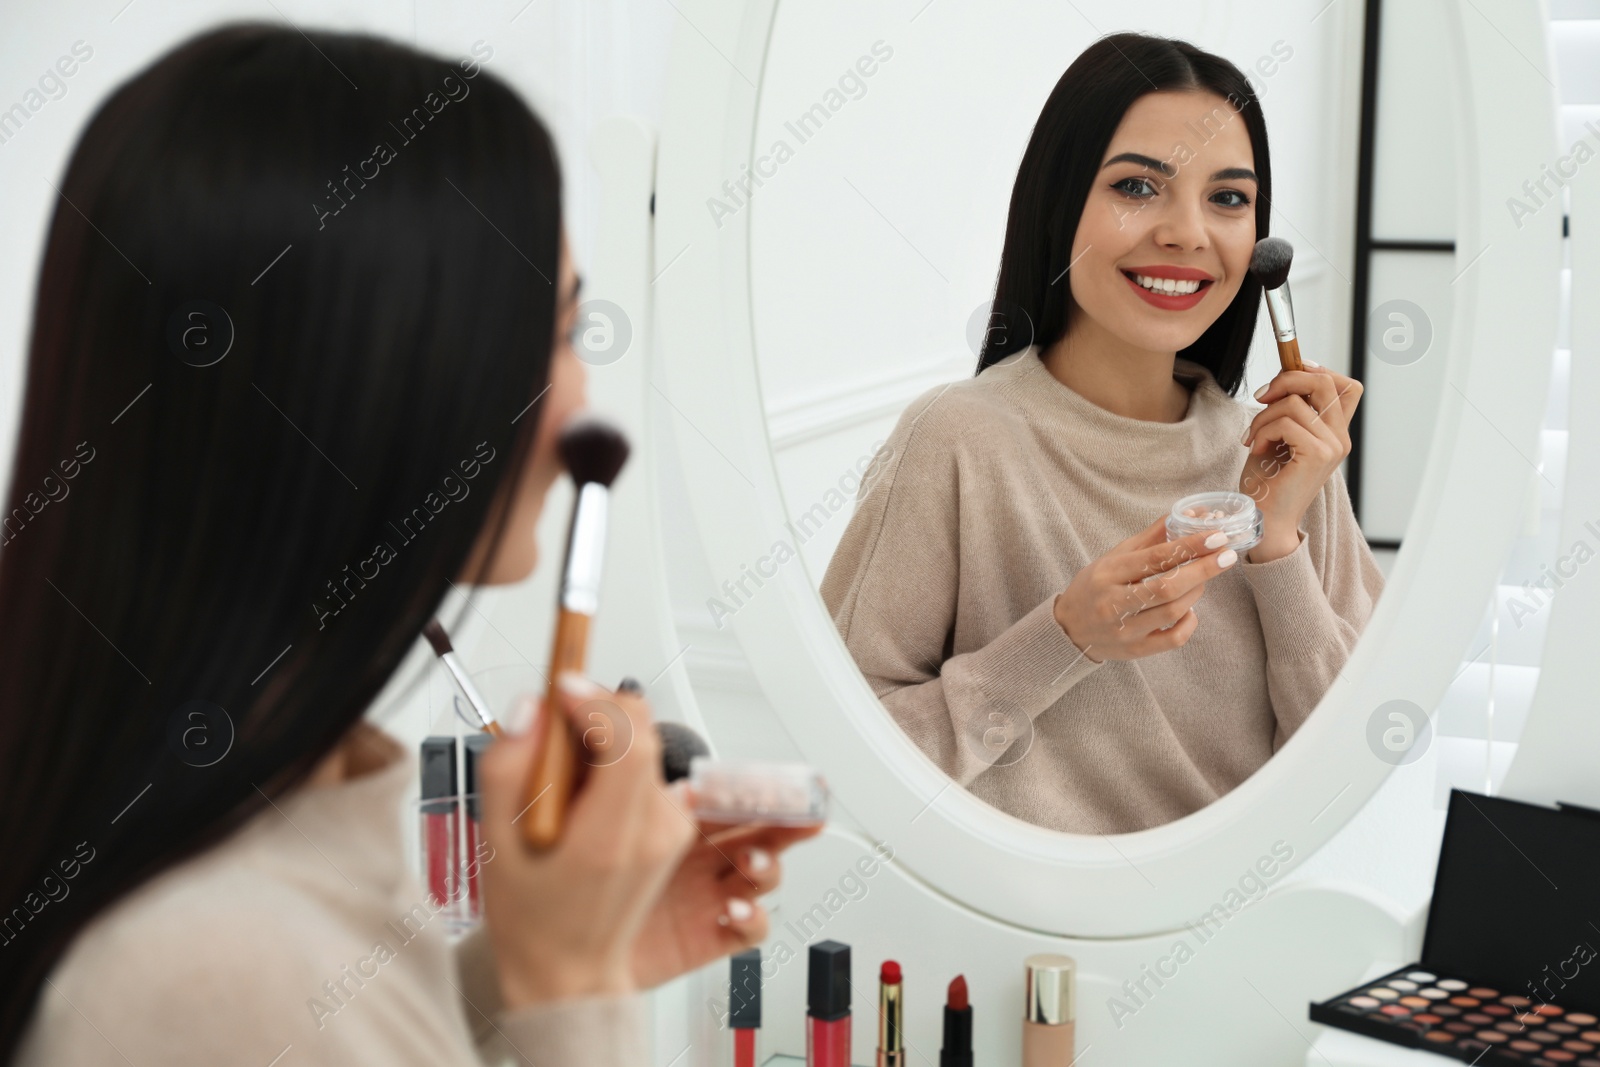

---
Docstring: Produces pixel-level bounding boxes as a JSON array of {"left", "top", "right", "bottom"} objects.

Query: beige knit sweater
[
  {"left": 16, "top": 727, "right": 647, "bottom": 1066},
  {"left": 821, "top": 347, "right": 1385, "bottom": 834}
]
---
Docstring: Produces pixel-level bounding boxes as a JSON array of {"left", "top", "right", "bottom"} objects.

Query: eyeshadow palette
[
  {"left": 1311, "top": 790, "right": 1600, "bottom": 1065},
  {"left": 1311, "top": 964, "right": 1600, "bottom": 1064}
]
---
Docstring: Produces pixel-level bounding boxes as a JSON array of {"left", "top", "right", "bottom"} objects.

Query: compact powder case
[{"left": 1310, "top": 790, "right": 1600, "bottom": 1065}]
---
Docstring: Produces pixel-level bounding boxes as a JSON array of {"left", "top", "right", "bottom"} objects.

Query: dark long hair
[
  {"left": 978, "top": 33, "right": 1272, "bottom": 395},
  {"left": 0, "top": 24, "right": 561, "bottom": 1055}
]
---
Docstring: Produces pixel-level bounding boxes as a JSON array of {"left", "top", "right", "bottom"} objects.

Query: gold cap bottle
[{"left": 1022, "top": 954, "right": 1075, "bottom": 1066}]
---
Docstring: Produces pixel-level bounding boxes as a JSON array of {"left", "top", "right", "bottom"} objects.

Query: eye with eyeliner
[
  {"left": 1112, "top": 176, "right": 1159, "bottom": 199},
  {"left": 1110, "top": 175, "right": 1252, "bottom": 208}
]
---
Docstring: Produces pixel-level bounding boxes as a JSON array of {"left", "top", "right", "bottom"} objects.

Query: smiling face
[{"left": 1067, "top": 89, "right": 1258, "bottom": 356}]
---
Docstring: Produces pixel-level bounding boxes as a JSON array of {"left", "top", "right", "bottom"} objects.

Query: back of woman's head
[
  {"left": 0, "top": 24, "right": 560, "bottom": 1052},
  {"left": 979, "top": 32, "right": 1272, "bottom": 394}
]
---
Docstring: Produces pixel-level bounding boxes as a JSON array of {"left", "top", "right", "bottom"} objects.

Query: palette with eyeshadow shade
[
  {"left": 1310, "top": 790, "right": 1600, "bottom": 1065},
  {"left": 1311, "top": 965, "right": 1600, "bottom": 1064}
]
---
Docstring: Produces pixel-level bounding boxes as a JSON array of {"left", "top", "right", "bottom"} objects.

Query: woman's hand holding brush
[
  {"left": 476, "top": 672, "right": 820, "bottom": 1005},
  {"left": 1239, "top": 362, "right": 1364, "bottom": 563},
  {"left": 476, "top": 673, "right": 694, "bottom": 1007}
]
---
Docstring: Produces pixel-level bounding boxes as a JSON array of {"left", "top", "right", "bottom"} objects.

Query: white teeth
[{"left": 1131, "top": 273, "right": 1202, "bottom": 295}]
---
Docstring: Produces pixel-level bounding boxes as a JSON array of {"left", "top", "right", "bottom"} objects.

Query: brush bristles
[
  {"left": 656, "top": 721, "right": 710, "bottom": 783},
  {"left": 558, "top": 415, "right": 631, "bottom": 488},
  {"left": 1250, "top": 237, "right": 1294, "bottom": 290},
  {"left": 422, "top": 619, "right": 452, "bottom": 657}
]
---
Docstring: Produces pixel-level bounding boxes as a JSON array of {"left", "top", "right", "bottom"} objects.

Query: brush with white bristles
[
  {"left": 1250, "top": 237, "right": 1305, "bottom": 373},
  {"left": 521, "top": 413, "right": 631, "bottom": 850}
]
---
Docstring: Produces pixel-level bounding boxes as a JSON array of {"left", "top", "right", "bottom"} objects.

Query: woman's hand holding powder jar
[{"left": 1053, "top": 518, "right": 1239, "bottom": 663}]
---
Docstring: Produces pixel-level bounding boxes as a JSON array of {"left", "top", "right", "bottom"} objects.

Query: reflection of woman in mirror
[{"left": 821, "top": 33, "right": 1384, "bottom": 835}]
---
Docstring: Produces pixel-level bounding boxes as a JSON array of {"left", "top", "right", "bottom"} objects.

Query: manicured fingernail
[
  {"left": 726, "top": 898, "right": 754, "bottom": 923},
  {"left": 1204, "top": 532, "right": 1228, "bottom": 549},
  {"left": 1253, "top": 383, "right": 1269, "bottom": 400},
  {"left": 1304, "top": 358, "right": 1320, "bottom": 368},
  {"left": 746, "top": 848, "right": 772, "bottom": 873},
  {"left": 557, "top": 672, "right": 602, "bottom": 699},
  {"left": 1217, "top": 549, "right": 1238, "bottom": 568},
  {"left": 1241, "top": 426, "right": 1254, "bottom": 445}
]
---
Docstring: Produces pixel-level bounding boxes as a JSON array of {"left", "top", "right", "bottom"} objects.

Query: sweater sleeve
[
  {"left": 820, "top": 390, "right": 1103, "bottom": 786},
  {"left": 453, "top": 922, "right": 650, "bottom": 1067},
  {"left": 1236, "top": 464, "right": 1386, "bottom": 748},
  {"left": 477, "top": 995, "right": 650, "bottom": 1067}
]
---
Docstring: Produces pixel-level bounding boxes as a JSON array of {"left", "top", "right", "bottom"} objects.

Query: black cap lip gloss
[
  {"left": 419, "top": 736, "right": 459, "bottom": 910},
  {"left": 807, "top": 940, "right": 851, "bottom": 1067},
  {"left": 462, "top": 733, "right": 492, "bottom": 921},
  {"left": 730, "top": 948, "right": 761, "bottom": 1067}
]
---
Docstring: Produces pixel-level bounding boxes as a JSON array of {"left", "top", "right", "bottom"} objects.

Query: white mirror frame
[{"left": 653, "top": 0, "right": 1561, "bottom": 936}]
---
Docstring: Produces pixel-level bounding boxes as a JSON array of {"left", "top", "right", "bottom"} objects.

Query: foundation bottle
[{"left": 1022, "top": 953, "right": 1075, "bottom": 1066}]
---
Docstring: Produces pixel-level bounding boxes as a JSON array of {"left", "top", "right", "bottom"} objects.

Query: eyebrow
[
  {"left": 566, "top": 273, "right": 584, "bottom": 305},
  {"left": 1101, "top": 152, "right": 1258, "bottom": 184}
]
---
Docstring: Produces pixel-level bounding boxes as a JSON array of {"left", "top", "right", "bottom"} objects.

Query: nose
[{"left": 1150, "top": 191, "right": 1208, "bottom": 252}]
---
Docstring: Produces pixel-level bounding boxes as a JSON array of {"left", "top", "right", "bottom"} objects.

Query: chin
[{"left": 1115, "top": 321, "right": 1212, "bottom": 356}]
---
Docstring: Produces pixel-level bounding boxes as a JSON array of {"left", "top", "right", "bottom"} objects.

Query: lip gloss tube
[
  {"left": 807, "top": 940, "right": 851, "bottom": 1067},
  {"left": 1022, "top": 954, "right": 1076, "bottom": 1067},
  {"left": 419, "top": 736, "right": 459, "bottom": 910},
  {"left": 462, "top": 733, "right": 492, "bottom": 921},
  {"left": 730, "top": 948, "right": 761, "bottom": 1067}
]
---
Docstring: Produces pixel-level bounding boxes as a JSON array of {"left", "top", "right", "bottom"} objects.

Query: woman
[
  {"left": 0, "top": 25, "right": 812, "bottom": 1065},
  {"left": 822, "top": 33, "right": 1384, "bottom": 836}
]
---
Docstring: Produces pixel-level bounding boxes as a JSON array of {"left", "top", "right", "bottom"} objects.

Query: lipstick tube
[
  {"left": 807, "top": 940, "right": 851, "bottom": 1067},
  {"left": 1022, "top": 954, "right": 1075, "bottom": 1067},
  {"left": 940, "top": 975, "right": 973, "bottom": 1067},
  {"left": 878, "top": 960, "right": 904, "bottom": 1067}
]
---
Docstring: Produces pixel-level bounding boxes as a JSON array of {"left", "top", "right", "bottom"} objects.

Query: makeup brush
[
  {"left": 657, "top": 720, "right": 711, "bottom": 783},
  {"left": 422, "top": 620, "right": 502, "bottom": 737},
  {"left": 521, "top": 414, "right": 631, "bottom": 849},
  {"left": 1250, "top": 237, "right": 1304, "bottom": 373}
]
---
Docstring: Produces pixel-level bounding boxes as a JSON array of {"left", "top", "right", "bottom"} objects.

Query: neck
[
  {"left": 303, "top": 720, "right": 390, "bottom": 787},
  {"left": 1040, "top": 312, "right": 1190, "bottom": 423}
]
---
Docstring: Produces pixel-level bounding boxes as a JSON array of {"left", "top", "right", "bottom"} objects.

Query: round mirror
[{"left": 654, "top": 0, "right": 1558, "bottom": 934}]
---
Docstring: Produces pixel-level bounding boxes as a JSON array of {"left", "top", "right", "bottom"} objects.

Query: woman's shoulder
[
  {"left": 1177, "top": 356, "right": 1255, "bottom": 431},
  {"left": 17, "top": 853, "right": 347, "bottom": 1065},
  {"left": 49, "top": 848, "right": 338, "bottom": 997},
  {"left": 889, "top": 355, "right": 1032, "bottom": 454}
]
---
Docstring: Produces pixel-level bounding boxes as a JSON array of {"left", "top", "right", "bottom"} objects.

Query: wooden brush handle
[
  {"left": 521, "top": 608, "right": 591, "bottom": 849},
  {"left": 1276, "top": 336, "right": 1304, "bottom": 373}
]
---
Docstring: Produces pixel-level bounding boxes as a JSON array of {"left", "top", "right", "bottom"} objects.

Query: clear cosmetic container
[
  {"left": 687, "top": 758, "right": 829, "bottom": 828},
  {"left": 1165, "top": 491, "right": 1263, "bottom": 554}
]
